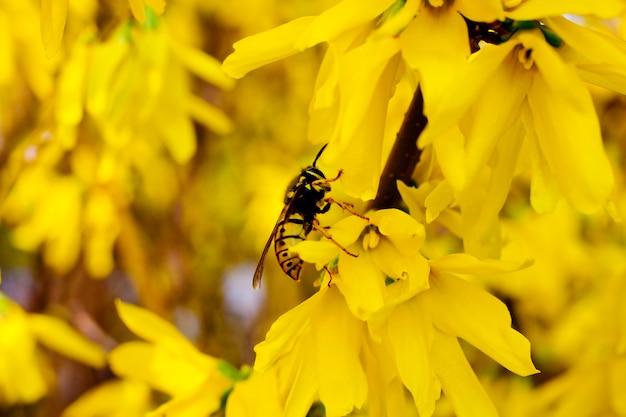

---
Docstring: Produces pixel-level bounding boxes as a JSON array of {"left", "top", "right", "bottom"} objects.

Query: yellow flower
[
  {"left": 254, "top": 286, "right": 368, "bottom": 417},
  {"left": 0, "top": 291, "right": 107, "bottom": 406},
  {"left": 110, "top": 300, "right": 245, "bottom": 416},
  {"left": 292, "top": 209, "right": 430, "bottom": 319},
  {"left": 417, "top": 21, "right": 622, "bottom": 256},
  {"left": 253, "top": 251, "right": 537, "bottom": 417},
  {"left": 222, "top": 0, "right": 506, "bottom": 200}
]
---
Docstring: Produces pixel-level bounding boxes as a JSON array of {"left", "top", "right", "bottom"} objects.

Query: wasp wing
[
  {"left": 252, "top": 177, "right": 308, "bottom": 289},
  {"left": 252, "top": 205, "right": 288, "bottom": 289}
]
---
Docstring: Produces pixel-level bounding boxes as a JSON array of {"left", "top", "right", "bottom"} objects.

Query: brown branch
[{"left": 369, "top": 85, "right": 427, "bottom": 210}]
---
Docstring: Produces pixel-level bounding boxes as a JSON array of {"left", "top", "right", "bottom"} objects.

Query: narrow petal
[
  {"left": 147, "top": 379, "right": 225, "bottom": 417},
  {"left": 28, "top": 314, "right": 106, "bottom": 368},
  {"left": 146, "top": 0, "right": 166, "bottom": 14},
  {"left": 546, "top": 16, "right": 626, "bottom": 95},
  {"left": 372, "top": 208, "right": 425, "bottom": 242},
  {"left": 41, "top": 0, "right": 68, "bottom": 58},
  {"left": 60, "top": 380, "right": 151, "bottom": 417},
  {"left": 282, "top": 339, "right": 319, "bottom": 417},
  {"left": 313, "top": 290, "right": 367, "bottom": 416},
  {"left": 463, "top": 48, "right": 530, "bottom": 187},
  {"left": 400, "top": 9, "right": 470, "bottom": 125},
  {"left": 291, "top": 240, "right": 341, "bottom": 266},
  {"left": 523, "top": 103, "right": 560, "bottom": 213},
  {"left": 431, "top": 330, "right": 499, "bottom": 417},
  {"left": 418, "top": 36, "right": 517, "bottom": 147},
  {"left": 424, "top": 272, "right": 539, "bottom": 376},
  {"left": 173, "top": 42, "right": 235, "bottom": 90},
  {"left": 296, "top": 0, "right": 395, "bottom": 49},
  {"left": 128, "top": 0, "right": 147, "bottom": 22},
  {"left": 429, "top": 253, "right": 530, "bottom": 275},
  {"left": 222, "top": 17, "right": 315, "bottom": 79},
  {"left": 188, "top": 96, "right": 233, "bottom": 135},
  {"left": 609, "top": 357, "right": 626, "bottom": 415},
  {"left": 386, "top": 298, "right": 437, "bottom": 416},
  {"left": 226, "top": 370, "right": 283, "bottom": 417},
  {"left": 254, "top": 295, "right": 315, "bottom": 372},
  {"left": 460, "top": 121, "right": 525, "bottom": 258},
  {"left": 505, "top": 0, "right": 624, "bottom": 19},
  {"left": 523, "top": 32, "right": 614, "bottom": 213},
  {"left": 424, "top": 180, "right": 454, "bottom": 223},
  {"left": 114, "top": 299, "right": 203, "bottom": 362},
  {"left": 335, "top": 252, "right": 386, "bottom": 319},
  {"left": 322, "top": 38, "right": 401, "bottom": 200},
  {"left": 457, "top": 0, "right": 504, "bottom": 21}
]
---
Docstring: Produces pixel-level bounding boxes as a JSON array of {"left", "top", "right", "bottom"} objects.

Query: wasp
[{"left": 253, "top": 145, "right": 359, "bottom": 289}]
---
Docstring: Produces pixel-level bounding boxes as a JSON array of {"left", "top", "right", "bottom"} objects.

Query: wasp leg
[
  {"left": 312, "top": 220, "right": 358, "bottom": 257},
  {"left": 324, "top": 197, "right": 370, "bottom": 221},
  {"left": 312, "top": 169, "right": 344, "bottom": 188},
  {"left": 323, "top": 265, "right": 335, "bottom": 287}
]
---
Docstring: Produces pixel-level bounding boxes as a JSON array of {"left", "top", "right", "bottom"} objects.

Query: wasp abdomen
[{"left": 274, "top": 213, "right": 310, "bottom": 281}]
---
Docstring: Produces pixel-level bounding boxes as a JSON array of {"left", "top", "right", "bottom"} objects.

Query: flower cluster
[{"left": 1, "top": 0, "right": 626, "bottom": 416}]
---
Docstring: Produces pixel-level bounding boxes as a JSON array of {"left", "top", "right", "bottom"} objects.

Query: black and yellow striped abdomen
[{"left": 274, "top": 212, "right": 311, "bottom": 281}]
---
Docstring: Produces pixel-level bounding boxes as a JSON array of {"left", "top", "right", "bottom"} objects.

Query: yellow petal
[
  {"left": 40, "top": 0, "right": 68, "bottom": 58},
  {"left": 400, "top": 9, "right": 470, "bottom": 118},
  {"left": 312, "top": 289, "right": 367, "bottom": 416},
  {"left": 188, "top": 95, "right": 233, "bottom": 135},
  {"left": 254, "top": 295, "right": 315, "bottom": 372},
  {"left": 460, "top": 121, "right": 525, "bottom": 258},
  {"left": 371, "top": 208, "right": 424, "bottom": 241},
  {"left": 0, "top": 300, "right": 49, "bottom": 404},
  {"left": 420, "top": 41, "right": 517, "bottom": 147},
  {"left": 160, "top": 111, "right": 197, "bottom": 164},
  {"left": 296, "top": 0, "right": 395, "bottom": 49},
  {"left": 28, "top": 314, "right": 106, "bottom": 368},
  {"left": 61, "top": 380, "right": 151, "bottom": 417},
  {"left": 463, "top": 51, "right": 530, "bottom": 188},
  {"left": 424, "top": 273, "right": 538, "bottom": 376},
  {"left": 292, "top": 240, "right": 341, "bottom": 266},
  {"left": 431, "top": 330, "right": 499, "bottom": 417},
  {"left": 128, "top": 0, "right": 147, "bottom": 22},
  {"left": 523, "top": 32, "right": 614, "bottom": 213},
  {"left": 371, "top": 238, "right": 410, "bottom": 279},
  {"left": 226, "top": 370, "right": 283, "bottom": 417},
  {"left": 505, "top": 0, "right": 624, "bottom": 19},
  {"left": 609, "top": 357, "right": 626, "bottom": 415},
  {"left": 55, "top": 41, "right": 87, "bottom": 126},
  {"left": 429, "top": 253, "right": 530, "bottom": 275},
  {"left": 114, "top": 300, "right": 205, "bottom": 364},
  {"left": 386, "top": 298, "right": 438, "bottom": 416},
  {"left": 321, "top": 37, "right": 401, "bottom": 200},
  {"left": 282, "top": 339, "right": 318, "bottom": 417},
  {"left": 222, "top": 17, "right": 315, "bottom": 79},
  {"left": 546, "top": 16, "right": 626, "bottom": 95},
  {"left": 109, "top": 341, "right": 215, "bottom": 397},
  {"left": 335, "top": 252, "right": 386, "bottom": 319},
  {"left": 424, "top": 179, "right": 454, "bottom": 223},
  {"left": 457, "top": 0, "right": 504, "bottom": 21},
  {"left": 146, "top": 0, "right": 166, "bottom": 14},
  {"left": 172, "top": 42, "right": 235, "bottom": 90},
  {"left": 147, "top": 378, "right": 225, "bottom": 417}
]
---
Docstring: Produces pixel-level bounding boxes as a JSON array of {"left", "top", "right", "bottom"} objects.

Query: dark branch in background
[{"left": 369, "top": 86, "right": 427, "bottom": 210}]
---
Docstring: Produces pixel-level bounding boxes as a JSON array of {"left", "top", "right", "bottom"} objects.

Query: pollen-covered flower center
[
  {"left": 516, "top": 44, "right": 535, "bottom": 70},
  {"left": 362, "top": 225, "right": 381, "bottom": 250}
]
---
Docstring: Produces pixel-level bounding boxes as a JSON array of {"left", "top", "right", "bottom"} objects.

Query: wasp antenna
[{"left": 312, "top": 143, "right": 329, "bottom": 167}]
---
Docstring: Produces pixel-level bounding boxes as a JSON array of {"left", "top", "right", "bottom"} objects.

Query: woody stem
[{"left": 369, "top": 85, "right": 427, "bottom": 210}]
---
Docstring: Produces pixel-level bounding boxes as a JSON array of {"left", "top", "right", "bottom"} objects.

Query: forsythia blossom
[
  {"left": 249, "top": 208, "right": 538, "bottom": 416},
  {"left": 0, "top": 291, "right": 107, "bottom": 406}
]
